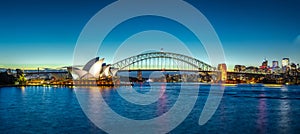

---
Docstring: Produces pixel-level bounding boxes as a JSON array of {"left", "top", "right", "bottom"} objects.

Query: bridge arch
[{"left": 111, "top": 52, "right": 215, "bottom": 71}]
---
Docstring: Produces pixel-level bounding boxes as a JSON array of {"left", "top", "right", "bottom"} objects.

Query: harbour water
[{"left": 1, "top": 84, "right": 300, "bottom": 133}]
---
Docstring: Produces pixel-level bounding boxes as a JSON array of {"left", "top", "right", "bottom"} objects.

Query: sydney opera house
[{"left": 70, "top": 57, "right": 116, "bottom": 80}]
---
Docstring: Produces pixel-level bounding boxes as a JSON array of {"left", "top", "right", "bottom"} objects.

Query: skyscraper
[
  {"left": 282, "top": 58, "right": 290, "bottom": 73},
  {"left": 260, "top": 59, "right": 268, "bottom": 73},
  {"left": 261, "top": 59, "right": 268, "bottom": 68},
  {"left": 272, "top": 61, "right": 279, "bottom": 68},
  {"left": 282, "top": 58, "right": 290, "bottom": 68}
]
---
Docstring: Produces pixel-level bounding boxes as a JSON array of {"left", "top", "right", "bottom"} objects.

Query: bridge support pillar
[{"left": 217, "top": 63, "right": 227, "bottom": 82}]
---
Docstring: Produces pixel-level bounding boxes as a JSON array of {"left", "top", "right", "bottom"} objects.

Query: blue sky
[{"left": 0, "top": 0, "right": 299, "bottom": 69}]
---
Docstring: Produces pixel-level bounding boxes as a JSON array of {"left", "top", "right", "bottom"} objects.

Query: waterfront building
[
  {"left": 271, "top": 61, "right": 280, "bottom": 74},
  {"left": 272, "top": 61, "right": 279, "bottom": 68},
  {"left": 261, "top": 59, "right": 268, "bottom": 68},
  {"left": 234, "top": 65, "right": 246, "bottom": 72},
  {"left": 290, "top": 63, "right": 297, "bottom": 76},
  {"left": 245, "top": 66, "right": 259, "bottom": 73},
  {"left": 71, "top": 57, "right": 112, "bottom": 80},
  {"left": 259, "top": 59, "right": 270, "bottom": 73},
  {"left": 282, "top": 58, "right": 290, "bottom": 67},
  {"left": 282, "top": 58, "right": 290, "bottom": 73},
  {"left": 100, "top": 64, "right": 112, "bottom": 78}
]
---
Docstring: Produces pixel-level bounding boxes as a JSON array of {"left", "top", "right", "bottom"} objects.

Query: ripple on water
[{"left": 1, "top": 85, "right": 300, "bottom": 133}]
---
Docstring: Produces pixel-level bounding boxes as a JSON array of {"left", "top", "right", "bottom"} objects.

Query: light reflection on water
[
  {"left": 256, "top": 95, "right": 267, "bottom": 134},
  {"left": 0, "top": 84, "right": 300, "bottom": 133}
]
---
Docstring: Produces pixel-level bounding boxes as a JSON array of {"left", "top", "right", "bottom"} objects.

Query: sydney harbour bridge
[
  {"left": 111, "top": 51, "right": 216, "bottom": 72},
  {"left": 20, "top": 51, "right": 278, "bottom": 85},
  {"left": 24, "top": 51, "right": 223, "bottom": 81}
]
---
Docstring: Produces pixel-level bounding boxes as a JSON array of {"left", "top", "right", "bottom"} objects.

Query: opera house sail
[{"left": 71, "top": 57, "right": 112, "bottom": 80}]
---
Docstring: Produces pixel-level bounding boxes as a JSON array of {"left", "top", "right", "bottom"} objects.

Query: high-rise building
[
  {"left": 271, "top": 61, "right": 280, "bottom": 74},
  {"left": 282, "top": 58, "right": 290, "bottom": 68},
  {"left": 290, "top": 63, "right": 297, "bottom": 76},
  {"left": 272, "top": 61, "right": 279, "bottom": 68},
  {"left": 259, "top": 59, "right": 269, "bottom": 74},
  {"left": 261, "top": 59, "right": 268, "bottom": 68},
  {"left": 282, "top": 58, "right": 290, "bottom": 73}
]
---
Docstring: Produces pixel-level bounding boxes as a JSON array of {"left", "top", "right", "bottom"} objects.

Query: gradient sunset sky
[{"left": 0, "top": 0, "right": 299, "bottom": 69}]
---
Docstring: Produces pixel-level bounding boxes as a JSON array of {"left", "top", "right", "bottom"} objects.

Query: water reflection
[
  {"left": 156, "top": 83, "right": 169, "bottom": 132},
  {"left": 80, "top": 84, "right": 171, "bottom": 133},
  {"left": 1, "top": 85, "right": 300, "bottom": 133},
  {"left": 20, "top": 86, "right": 25, "bottom": 93},
  {"left": 157, "top": 83, "right": 167, "bottom": 115},
  {"left": 256, "top": 94, "right": 267, "bottom": 134},
  {"left": 278, "top": 99, "right": 291, "bottom": 133}
]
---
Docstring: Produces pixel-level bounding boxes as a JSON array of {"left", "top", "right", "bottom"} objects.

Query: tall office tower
[
  {"left": 282, "top": 58, "right": 290, "bottom": 68},
  {"left": 272, "top": 61, "right": 279, "bottom": 68}
]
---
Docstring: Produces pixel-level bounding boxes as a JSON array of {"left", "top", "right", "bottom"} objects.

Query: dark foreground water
[{"left": 1, "top": 84, "right": 300, "bottom": 133}]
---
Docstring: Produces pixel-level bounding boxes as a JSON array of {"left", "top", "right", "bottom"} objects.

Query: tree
[
  {"left": 17, "top": 74, "right": 26, "bottom": 82},
  {"left": 16, "top": 69, "right": 26, "bottom": 85}
]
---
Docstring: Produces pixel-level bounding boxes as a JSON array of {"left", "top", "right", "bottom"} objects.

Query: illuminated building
[
  {"left": 290, "top": 63, "right": 297, "bottom": 76},
  {"left": 100, "top": 64, "right": 112, "bottom": 78},
  {"left": 245, "top": 66, "right": 259, "bottom": 73},
  {"left": 217, "top": 63, "right": 227, "bottom": 82},
  {"left": 70, "top": 57, "right": 112, "bottom": 80},
  {"left": 272, "top": 61, "right": 279, "bottom": 68},
  {"left": 234, "top": 65, "right": 246, "bottom": 72},
  {"left": 259, "top": 59, "right": 270, "bottom": 73},
  {"left": 282, "top": 58, "right": 290, "bottom": 68},
  {"left": 271, "top": 61, "right": 280, "bottom": 74},
  {"left": 282, "top": 58, "right": 290, "bottom": 73},
  {"left": 83, "top": 57, "right": 100, "bottom": 71},
  {"left": 260, "top": 59, "right": 268, "bottom": 69}
]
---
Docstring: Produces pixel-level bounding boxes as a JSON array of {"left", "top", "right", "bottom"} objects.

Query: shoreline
[{"left": 0, "top": 82, "right": 298, "bottom": 88}]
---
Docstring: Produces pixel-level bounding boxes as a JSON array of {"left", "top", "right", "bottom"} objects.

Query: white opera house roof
[{"left": 70, "top": 57, "right": 112, "bottom": 80}]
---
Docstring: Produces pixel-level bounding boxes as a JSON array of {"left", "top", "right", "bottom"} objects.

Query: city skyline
[
  {"left": 0, "top": 0, "right": 299, "bottom": 69},
  {"left": 1, "top": 1, "right": 300, "bottom": 134},
  {"left": 0, "top": 56, "right": 299, "bottom": 71}
]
